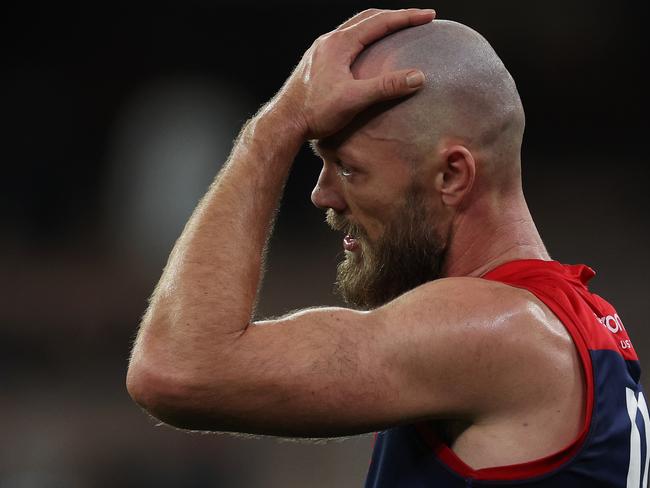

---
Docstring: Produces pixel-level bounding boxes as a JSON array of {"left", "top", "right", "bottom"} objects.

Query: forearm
[
  {"left": 126, "top": 8, "right": 433, "bottom": 427},
  {"left": 130, "top": 102, "right": 305, "bottom": 376}
]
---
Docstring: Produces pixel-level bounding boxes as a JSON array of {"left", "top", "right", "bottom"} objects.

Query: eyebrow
[
  {"left": 310, "top": 139, "right": 335, "bottom": 159},
  {"left": 310, "top": 139, "right": 342, "bottom": 162}
]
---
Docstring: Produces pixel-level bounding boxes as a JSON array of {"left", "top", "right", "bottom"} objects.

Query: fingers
[
  {"left": 279, "top": 8, "right": 435, "bottom": 139},
  {"left": 336, "top": 9, "right": 383, "bottom": 31},
  {"left": 350, "top": 9, "right": 436, "bottom": 49},
  {"left": 350, "top": 69, "right": 426, "bottom": 111}
]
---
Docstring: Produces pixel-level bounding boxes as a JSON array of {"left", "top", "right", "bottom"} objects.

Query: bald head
[{"left": 350, "top": 19, "right": 525, "bottom": 188}]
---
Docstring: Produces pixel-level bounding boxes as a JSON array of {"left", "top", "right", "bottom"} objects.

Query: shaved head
[
  {"left": 320, "top": 19, "right": 529, "bottom": 308},
  {"left": 350, "top": 19, "right": 525, "bottom": 189}
]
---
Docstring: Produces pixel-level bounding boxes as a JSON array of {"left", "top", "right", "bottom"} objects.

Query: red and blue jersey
[{"left": 365, "top": 259, "right": 646, "bottom": 487}]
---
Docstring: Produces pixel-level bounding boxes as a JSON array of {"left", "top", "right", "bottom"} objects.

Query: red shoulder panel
[{"left": 417, "top": 259, "right": 637, "bottom": 480}]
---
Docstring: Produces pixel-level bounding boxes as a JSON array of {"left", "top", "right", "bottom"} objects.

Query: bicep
[
  {"left": 176, "top": 280, "right": 510, "bottom": 437},
  {"left": 197, "top": 307, "right": 404, "bottom": 437}
]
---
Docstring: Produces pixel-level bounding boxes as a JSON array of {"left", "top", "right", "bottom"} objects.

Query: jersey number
[{"left": 626, "top": 387, "right": 650, "bottom": 488}]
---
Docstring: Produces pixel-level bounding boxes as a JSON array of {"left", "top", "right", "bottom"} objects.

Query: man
[{"left": 126, "top": 9, "right": 646, "bottom": 487}]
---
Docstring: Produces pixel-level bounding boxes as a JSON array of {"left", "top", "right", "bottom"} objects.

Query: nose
[{"left": 311, "top": 166, "right": 346, "bottom": 212}]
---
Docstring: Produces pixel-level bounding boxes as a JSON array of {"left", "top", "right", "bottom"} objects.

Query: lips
[{"left": 343, "top": 234, "right": 359, "bottom": 251}]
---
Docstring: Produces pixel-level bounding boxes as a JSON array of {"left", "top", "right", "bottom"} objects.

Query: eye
[{"left": 336, "top": 160, "right": 354, "bottom": 178}]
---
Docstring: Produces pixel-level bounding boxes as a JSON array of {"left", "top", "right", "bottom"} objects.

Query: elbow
[
  {"left": 126, "top": 314, "right": 240, "bottom": 431},
  {"left": 126, "top": 355, "right": 192, "bottom": 428},
  {"left": 126, "top": 335, "right": 159, "bottom": 411},
  {"left": 126, "top": 315, "right": 196, "bottom": 428},
  {"left": 126, "top": 358, "right": 169, "bottom": 418},
  {"left": 125, "top": 359, "right": 157, "bottom": 412},
  {"left": 126, "top": 356, "right": 223, "bottom": 431}
]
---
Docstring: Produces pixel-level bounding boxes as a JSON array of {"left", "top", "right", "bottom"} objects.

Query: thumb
[{"left": 351, "top": 69, "right": 425, "bottom": 110}]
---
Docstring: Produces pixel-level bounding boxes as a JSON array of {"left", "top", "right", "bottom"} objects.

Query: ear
[{"left": 434, "top": 145, "right": 476, "bottom": 207}]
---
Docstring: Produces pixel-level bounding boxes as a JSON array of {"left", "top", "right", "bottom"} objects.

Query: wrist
[
  {"left": 227, "top": 98, "right": 305, "bottom": 180},
  {"left": 257, "top": 94, "right": 309, "bottom": 141}
]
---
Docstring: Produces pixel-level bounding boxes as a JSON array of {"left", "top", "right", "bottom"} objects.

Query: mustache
[{"left": 325, "top": 209, "right": 367, "bottom": 238}]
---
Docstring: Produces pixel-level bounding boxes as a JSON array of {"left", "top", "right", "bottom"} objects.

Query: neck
[{"left": 441, "top": 190, "right": 550, "bottom": 279}]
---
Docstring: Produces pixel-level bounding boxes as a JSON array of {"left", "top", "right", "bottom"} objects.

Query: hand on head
[{"left": 271, "top": 8, "right": 436, "bottom": 140}]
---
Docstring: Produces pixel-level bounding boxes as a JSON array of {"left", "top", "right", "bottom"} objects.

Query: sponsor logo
[
  {"left": 595, "top": 313, "right": 634, "bottom": 351},
  {"left": 596, "top": 313, "right": 626, "bottom": 334}
]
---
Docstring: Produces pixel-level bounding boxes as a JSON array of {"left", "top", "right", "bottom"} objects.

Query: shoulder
[
  {"left": 371, "top": 276, "right": 579, "bottom": 419},
  {"left": 375, "top": 275, "right": 556, "bottom": 342}
]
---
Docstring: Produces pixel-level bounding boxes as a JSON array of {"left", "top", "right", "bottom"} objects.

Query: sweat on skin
[
  {"left": 311, "top": 19, "right": 533, "bottom": 306},
  {"left": 126, "top": 10, "right": 581, "bottom": 473}
]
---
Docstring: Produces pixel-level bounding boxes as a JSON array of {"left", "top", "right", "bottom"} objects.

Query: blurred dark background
[{"left": 1, "top": 0, "right": 648, "bottom": 486}]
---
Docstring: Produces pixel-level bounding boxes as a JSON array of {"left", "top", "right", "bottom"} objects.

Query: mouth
[
  {"left": 343, "top": 234, "right": 359, "bottom": 251},
  {"left": 326, "top": 209, "right": 363, "bottom": 252}
]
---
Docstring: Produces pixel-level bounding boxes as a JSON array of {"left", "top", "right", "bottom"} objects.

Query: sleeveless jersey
[{"left": 365, "top": 259, "right": 646, "bottom": 487}]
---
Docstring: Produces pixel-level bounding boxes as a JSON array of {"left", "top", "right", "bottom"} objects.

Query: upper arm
[{"left": 138, "top": 278, "right": 560, "bottom": 437}]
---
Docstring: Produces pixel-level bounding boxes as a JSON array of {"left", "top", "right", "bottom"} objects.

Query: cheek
[
  {"left": 345, "top": 170, "right": 413, "bottom": 239},
  {"left": 348, "top": 192, "right": 383, "bottom": 230},
  {"left": 358, "top": 201, "right": 404, "bottom": 242}
]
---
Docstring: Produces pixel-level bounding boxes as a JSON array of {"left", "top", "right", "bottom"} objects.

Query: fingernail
[{"left": 406, "top": 71, "right": 425, "bottom": 88}]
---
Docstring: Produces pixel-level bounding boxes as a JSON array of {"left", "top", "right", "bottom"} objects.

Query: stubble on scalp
[{"left": 320, "top": 19, "right": 526, "bottom": 309}]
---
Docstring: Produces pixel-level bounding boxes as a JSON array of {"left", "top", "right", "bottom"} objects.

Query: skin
[{"left": 126, "top": 9, "right": 586, "bottom": 470}]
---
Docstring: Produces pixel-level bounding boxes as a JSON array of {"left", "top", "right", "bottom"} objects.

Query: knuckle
[
  {"left": 311, "top": 34, "right": 333, "bottom": 55},
  {"left": 382, "top": 76, "right": 401, "bottom": 97},
  {"left": 330, "top": 29, "right": 350, "bottom": 41},
  {"left": 314, "top": 32, "right": 330, "bottom": 44},
  {"left": 317, "top": 30, "right": 346, "bottom": 46}
]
